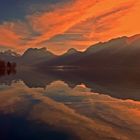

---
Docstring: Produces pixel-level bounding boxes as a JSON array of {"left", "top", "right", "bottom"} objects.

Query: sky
[{"left": 0, "top": 0, "right": 140, "bottom": 54}]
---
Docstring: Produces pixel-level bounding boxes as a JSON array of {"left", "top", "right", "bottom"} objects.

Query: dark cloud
[
  {"left": 47, "top": 33, "right": 86, "bottom": 42},
  {"left": 0, "top": 0, "right": 71, "bottom": 22}
]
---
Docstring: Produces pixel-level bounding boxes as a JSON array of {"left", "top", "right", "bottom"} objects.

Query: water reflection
[
  {"left": 0, "top": 68, "right": 140, "bottom": 100},
  {"left": 0, "top": 69, "right": 140, "bottom": 139},
  {"left": 0, "top": 68, "right": 16, "bottom": 77}
]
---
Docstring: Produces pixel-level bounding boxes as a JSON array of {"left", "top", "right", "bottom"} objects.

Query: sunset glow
[{"left": 0, "top": 0, "right": 140, "bottom": 54}]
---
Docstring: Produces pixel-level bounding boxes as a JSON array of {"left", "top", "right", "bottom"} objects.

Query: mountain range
[
  {"left": 39, "top": 34, "right": 140, "bottom": 69},
  {"left": 0, "top": 34, "right": 140, "bottom": 69}
]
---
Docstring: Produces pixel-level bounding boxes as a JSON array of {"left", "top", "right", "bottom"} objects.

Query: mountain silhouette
[
  {"left": 42, "top": 48, "right": 82, "bottom": 66},
  {"left": 0, "top": 50, "right": 19, "bottom": 62},
  {"left": 39, "top": 34, "right": 140, "bottom": 68},
  {"left": 0, "top": 34, "right": 140, "bottom": 68},
  {"left": 18, "top": 47, "right": 56, "bottom": 66}
]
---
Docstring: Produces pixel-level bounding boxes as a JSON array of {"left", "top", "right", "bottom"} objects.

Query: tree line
[
  {"left": 0, "top": 60, "right": 16, "bottom": 70},
  {"left": 0, "top": 60, "right": 16, "bottom": 76}
]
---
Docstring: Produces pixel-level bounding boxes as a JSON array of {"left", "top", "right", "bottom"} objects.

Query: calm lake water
[{"left": 0, "top": 69, "right": 140, "bottom": 140}]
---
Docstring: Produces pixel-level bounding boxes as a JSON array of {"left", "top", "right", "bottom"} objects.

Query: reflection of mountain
[
  {"left": 0, "top": 69, "right": 55, "bottom": 88},
  {"left": 1, "top": 69, "right": 140, "bottom": 101},
  {"left": 44, "top": 69, "right": 140, "bottom": 101}
]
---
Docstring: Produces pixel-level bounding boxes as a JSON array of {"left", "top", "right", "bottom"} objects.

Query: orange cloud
[
  {"left": 0, "top": 23, "right": 21, "bottom": 48},
  {"left": 0, "top": 21, "right": 31, "bottom": 52},
  {"left": 0, "top": 0, "right": 140, "bottom": 54},
  {"left": 66, "top": 0, "right": 140, "bottom": 47},
  {"left": 27, "top": 0, "right": 135, "bottom": 46}
]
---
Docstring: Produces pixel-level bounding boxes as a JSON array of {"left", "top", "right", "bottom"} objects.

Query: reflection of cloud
[
  {"left": 44, "top": 81, "right": 140, "bottom": 139},
  {"left": 0, "top": 80, "right": 140, "bottom": 139}
]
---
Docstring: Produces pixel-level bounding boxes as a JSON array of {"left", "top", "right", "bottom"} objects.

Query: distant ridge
[
  {"left": 39, "top": 34, "right": 140, "bottom": 68},
  {"left": 0, "top": 34, "right": 140, "bottom": 68}
]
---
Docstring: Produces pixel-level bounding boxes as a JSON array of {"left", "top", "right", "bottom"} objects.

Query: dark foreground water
[{"left": 0, "top": 68, "right": 140, "bottom": 140}]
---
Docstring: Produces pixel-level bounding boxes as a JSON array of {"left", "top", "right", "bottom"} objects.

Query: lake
[{"left": 0, "top": 68, "right": 140, "bottom": 140}]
